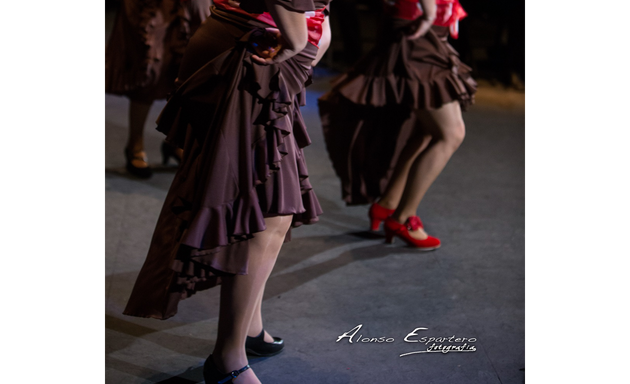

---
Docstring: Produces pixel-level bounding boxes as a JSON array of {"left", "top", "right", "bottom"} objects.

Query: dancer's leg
[
  {"left": 126, "top": 99, "right": 152, "bottom": 167},
  {"left": 377, "top": 129, "right": 432, "bottom": 210},
  {"left": 391, "top": 101, "right": 465, "bottom": 239},
  {"left": 247, "top": 286, "right": 275, "bottom": 343},
  {"left": 212, "top": 215, "right": 293, "bottom": 383}
]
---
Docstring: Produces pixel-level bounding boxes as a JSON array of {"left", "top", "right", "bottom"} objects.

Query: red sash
[{"left": 214, "top": 0, "right": 327, "bottom": 46}]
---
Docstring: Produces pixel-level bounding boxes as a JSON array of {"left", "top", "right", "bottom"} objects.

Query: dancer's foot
[
  {"left": 124, "top": 147, "right": 152, "bottom": 178},
  {"left": 246, "top": 329, "right": 284, "bottom": 357},
  {"left": 246, "top": 329, "right": 273, "bottom": 343},
  {"left": 207, "top": 354, "right": 261, "bottom": 384},
  {"left": 407, "top": 226, "right": 428, "bottom": 240},
  {"left": 160, "top": 141, "right": 183, "bottom": 165},
  {"left": 368, "top": 202, "right": 396, "bottom": 231},
  {"left": 384, "top": 216, "right": 441, "bottom": 251}
]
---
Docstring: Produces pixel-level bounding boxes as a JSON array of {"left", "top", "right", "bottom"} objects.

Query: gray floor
[{"left": 105, "top": 72, "right": 525, "bottom": 383}]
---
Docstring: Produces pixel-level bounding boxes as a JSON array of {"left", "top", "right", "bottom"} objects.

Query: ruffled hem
[
  {"left": 324, "top": 27, "right": 476, "bottom": 112},
  {"left": 333, "top": 69, "right": 476, "bottom": 112}
]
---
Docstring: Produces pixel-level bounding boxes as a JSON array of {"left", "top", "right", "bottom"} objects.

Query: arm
[
  {"left": 312, "top": 15, "right": 331, "bottom": 66},
  {"left": 406, "top": 0, "right": 436, "bottom": 40},
  {"left": 252, "top": 0, "right": 309, "bottom": 65}
]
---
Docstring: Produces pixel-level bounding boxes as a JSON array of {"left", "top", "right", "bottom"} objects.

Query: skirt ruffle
[{"left": 323, "top": 24, "right": 476, "bottom": 111}]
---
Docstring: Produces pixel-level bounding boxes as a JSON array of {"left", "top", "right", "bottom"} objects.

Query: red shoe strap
[{"left": 374, "top": 202, "right": 395, "bottom": 214}]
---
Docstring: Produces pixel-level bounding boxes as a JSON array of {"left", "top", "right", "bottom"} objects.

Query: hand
[
  {"left": 250, "top": 28, "right": 284, "bottom": 65},
  {"left": 406, "top": 15, "right": 434, "bottom": 40}
]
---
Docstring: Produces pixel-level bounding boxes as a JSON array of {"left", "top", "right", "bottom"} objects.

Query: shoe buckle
[{"left": 219, "top": 364, "right": 250, "bottom": 383}]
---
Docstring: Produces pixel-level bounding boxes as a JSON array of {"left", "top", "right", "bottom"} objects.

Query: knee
[{"left": 443, "top": 121, "right": 466, "bottom": 150}]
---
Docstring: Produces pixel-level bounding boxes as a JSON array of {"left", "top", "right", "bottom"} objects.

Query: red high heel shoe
[
  {"left": 384, "top": 216, "right": 441, "bottom": 251},
  {"left": 369, "top": 202, "right": 396, "bottom": 231}
]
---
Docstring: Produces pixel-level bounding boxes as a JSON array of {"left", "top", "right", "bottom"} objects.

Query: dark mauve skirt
[
  {"left": 123, "top": 9, "right": 323, "bottom": 320},
  {"left": 105, "top": 0, "right": 211, "bottom": 102},
  {"left": 318, "top": 19, "right": 477, "bottom": 205}
]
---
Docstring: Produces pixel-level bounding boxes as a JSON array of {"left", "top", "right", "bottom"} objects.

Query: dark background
[
  {"left": 324, "top": 0, "right": 525, "bottom": 89},
  {"left": 105, "top": 0, "right": 525, "bottom": 88}
]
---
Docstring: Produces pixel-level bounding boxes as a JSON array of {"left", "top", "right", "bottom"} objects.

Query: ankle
[
  {"left": 376, "top": 199, "right": 397, "bottom": 211},
  {"left": 212, "top": 351, "right": 248, "bottom": 373},
  {"left": 247, "top": 326, "right": 263, "bottom": 338},
  {"left": 213, "top": 344, "right": 247, "bottom": 365},
  {"left": 206, "top": 354, "right": 259, "bottom": 384},
  {"left": 234, "top": 369, "right": 260, "bottom": 384},
  {"left": 391, "top": 213, "right": 410, "bottom": 224},
  {"left": 126, "top": 140, "right": 144, "bottom": 154}
]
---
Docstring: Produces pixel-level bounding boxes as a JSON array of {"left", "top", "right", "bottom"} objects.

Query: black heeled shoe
[
  {"left": 124, "top": 147, "right": 153, "bottom": 178},
  {"left": 246, "top": 329, "right": 284, "bottom": 357},
  {"left": 160, "top": 141, "right": 182, "bottom": 165},
  {"left": 203, "top": 354, "right": 250, "bottom": 384}
]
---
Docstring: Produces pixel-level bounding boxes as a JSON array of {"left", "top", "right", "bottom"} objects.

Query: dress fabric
[
  {"left": 318, "top": 16, "right": 477, "bottom": 205},
  {"left": 123, "top": 1, "right": 327, "bottom": 320},
  {"left": 105, "top": 0, "right": 212, "bottom": 102}
]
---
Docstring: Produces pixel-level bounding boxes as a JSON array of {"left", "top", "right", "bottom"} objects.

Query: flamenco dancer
[
  {"left": 319, "top": 0, "right": 476, "bottom": 250},
  {"left": 123, "top": 0, "right": 331, "bottom": 382},
  {"left": 106, "top": 0, "right": 211, "bottom": 178}
]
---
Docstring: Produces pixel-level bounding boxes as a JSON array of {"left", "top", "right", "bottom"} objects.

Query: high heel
[
  {"left": 160, "top": 141, "right": 182, "bottom": 165},
  {"left": 203, "top": 354, "right": 251, "bottom": 384},
  {"left": 383, "top": 216, "right": 440, "bottom": 251},
  {"left": 246, "top": 329, "right": 284, "bottom": 357},
  {"left": 368, "top": 202, "right": 396, "bottom": 231},
  {"left": 124, "top": 147, "right": 153, "bottom": 178}
]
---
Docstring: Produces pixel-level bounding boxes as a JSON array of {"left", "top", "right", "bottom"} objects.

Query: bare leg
[
  {"left": 126, "top": 99, "right": 152, "bottom": 168},
  {"left": 212, "top": 215, "right": 293, "bottom": 383},
  {"left": 247, "top": 286, "right": 275, "bottom": 343},
  {"left": 377, "top": 130, "right": 432, "bottom": 210},
  {"left": 391, "top": 101, "right": 466, "bottom": 239}
]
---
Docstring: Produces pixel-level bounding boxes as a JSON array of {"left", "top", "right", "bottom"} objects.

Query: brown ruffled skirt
[
  {"left": 123, "top": 9, "right": 323, "bottom": 320},
  {"left": 318, "top": 19, "right": 477, "bottom": 205},
  {"left": 105, "top": 0, "right": 211, "bottom": 102}
]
